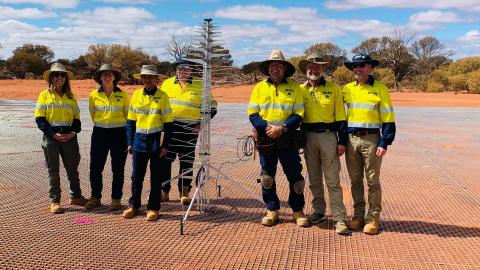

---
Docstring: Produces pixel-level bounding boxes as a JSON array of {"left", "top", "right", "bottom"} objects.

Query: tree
[
  {"left": 166, "top": 35, "right": 191, "bottom": 61},
  {"left": 410, "top": 36, "right": 452, "bottom": 74},
  {"left": 241, "top": 61, "right": 261, "bottom": 82},
  {"left": 12, "top": 44, "right": 54, "bottom": 63},
  {"left": 304, "top": 42, "right": 347, "bottom": 76},
  {"left": 6, "top": 44, "right": 54, "bottom": 78},
  {"left": 332, "top": 66, "right": 354, "bottom": 86}
]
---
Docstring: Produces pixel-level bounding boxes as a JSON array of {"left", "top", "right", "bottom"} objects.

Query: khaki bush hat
[
  {"left": 258, "top": 50, "right": 296, "bottom": 78},
  {"left": 42, "top": 62, "right": 73, "bottom": 81},
  {"left": 133, "top": 65, "right": 167, "bottom": 80},
  {"left": 298, "top": 53, "right": 330, "bottom": 74},
  {"left": 93, "top": 64, "right": 121, "bottom": 84}
]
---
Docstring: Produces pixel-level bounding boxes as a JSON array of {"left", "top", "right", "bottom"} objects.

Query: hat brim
[
  {"left": 258, "top": 60, "right": 296, "bottom": 78},
  {"left": 344, "top": 60, "right": 380, "bottom": 71},
  {"left": 133, "top": 73, "right": 168, "bottom": 80},
  {"left": 43, "top": 70, "right": 73, "bottom": 82},
  {"left": 93, "top": 69, "right": 122, "bottom": 84},
  {"left": 298, "top": 59, "right": 330, "bottom": 74},
  {"left": 173, "top": 60, "right": 199, "bottom": 70}
]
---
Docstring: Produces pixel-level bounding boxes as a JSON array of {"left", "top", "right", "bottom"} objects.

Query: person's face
[
  {"left": 100, "top": 71, "right": 114, "bottom": 85},
  {"left": 141, "top": 75, "right": 158, "bottom": 89},
  {"left": 306, "top": 63, "right": 323, "bottom": 81},
  {"left": 176, "top": 65, "right": 192, "bottom": 81},
  {"left": 352, "top": 63, "right": 372, "bottom": 82},
  {"left": 268, "top": 62, "right": 286, "bottom": 80},
  {"left": 50, "top": 72, "right": 66, "bottom": 89}
]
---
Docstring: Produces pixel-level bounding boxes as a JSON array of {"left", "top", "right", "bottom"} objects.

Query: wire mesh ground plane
[{"left": 1, "top": 100, "right": 479, "bottom": 270}]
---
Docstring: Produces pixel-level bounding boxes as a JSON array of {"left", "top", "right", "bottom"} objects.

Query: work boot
[
  {"left": 160, "top": 191, "right": 169, "bottom": 202},
  {"left": 85, "top": 197, "right": 101, "bottom": 209},
  {"left": 180, "top": 186, "right": 191, "bottom": 206},
  {"left": 146, "top": 210, "right": 159, "bottom": 221},
  {"left": 335, "top": 220, "right": 349, "bottom": 235},
  {"left": 363, "top": 219, "right": 380, "bottom": 235},
  {"left": 50, "top": 203, "right": 63, "bottom": 214},
  {"left": 70, "top": 196, "right": 87, "bottom": 206},
  {"left": 122, "top": 207, "right": 137, "bottom": 219},
  {"left": 293, "top": 211, "right": 309, "bottom": 227},
  {"left": 348, "top": 216, "right": 365, "bottom": 230},
  {"left": 110, "top": 199, "right": 123, "bottom": 211},
  {"left": 261, "top": 210, "right": 279, "bottom": 227},
  {"left": 308, "top": 212, "right": 326, "bottom": 224}
]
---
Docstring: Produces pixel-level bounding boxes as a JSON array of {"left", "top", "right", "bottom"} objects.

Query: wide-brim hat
[
  {"left": 172, "top": 59, "right": 199, "bottom": 70},
  {"left": 133, "top": 65, "right": 167, "bottom": 80},
  {"left": 298, "top": 53, "right": 330, "bottom": 74},
  {"left": 43, "top": 62, "right": 73, "bottom": 82},
  {"left": 344, "top": 53, "right": 380, "bottom": 70},
  {"left": 258, "top": 50, "right": 296, "bottom": 78},
  {"left": 93, "top": 64, "right": 121, "bottom": 84}
]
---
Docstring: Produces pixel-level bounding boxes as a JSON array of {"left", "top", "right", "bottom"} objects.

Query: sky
[{"left": 0, "top": 0, "right": 479, "bottom": 66}]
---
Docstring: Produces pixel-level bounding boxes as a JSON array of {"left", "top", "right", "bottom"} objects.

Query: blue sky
[{"left": 0, "top": 0, "right": 479, "bottom": 66}]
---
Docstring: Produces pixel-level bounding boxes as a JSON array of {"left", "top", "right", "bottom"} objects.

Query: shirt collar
[
  {"left": 143, "top": 86, "right": 158, "bottom": 96},
  {"left": 174, "top": 76, "right": 193, "bottom": 84},
  {"left": 267, "top": 77, "right": 288, "bottom": 85},
  {"left": 305, "top": 76, "right": 326, "bottom": 87},
  {"left": 355, "top": 75, "right": 375, "bottom": 87}
]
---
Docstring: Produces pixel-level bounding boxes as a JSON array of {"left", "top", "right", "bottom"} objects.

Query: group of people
[
  {"left": 35, "top": 49, "right": 396, "bottom": 235},
  {"left": 248, "top": 50, "right": 395, "bottom": 235},
  {"left": 35, "top": 60, "right": 216, "bottom": 222}
]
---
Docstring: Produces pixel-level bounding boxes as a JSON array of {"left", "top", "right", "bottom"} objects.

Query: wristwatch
[{"left": 281, "top": 124, "right": 287, "bottom": 133}]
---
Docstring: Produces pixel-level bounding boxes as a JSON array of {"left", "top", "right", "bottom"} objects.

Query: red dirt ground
[{"left": 1, "top": 79, "right": 480, "bottom": 107}]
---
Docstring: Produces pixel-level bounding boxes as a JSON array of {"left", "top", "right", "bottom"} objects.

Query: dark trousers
[
  {"left": 89, "top": 126, "right": 127, "bottom": 200},
  {"left": 129, "top": 150, "right": 164, "bottom": 210},
  {"left": 161, "top": 123, "right": 199, "bottom": 193},
  {"left": 259, "top": 147, "right": 305, "bottom": 212},
  {"left": 41, "top": 135, "right": 82, "bottom": 203}
]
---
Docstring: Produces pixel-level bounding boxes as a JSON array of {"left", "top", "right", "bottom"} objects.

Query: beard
[{"left": 307, "top": 70, "right": 326, "bottom": 81}]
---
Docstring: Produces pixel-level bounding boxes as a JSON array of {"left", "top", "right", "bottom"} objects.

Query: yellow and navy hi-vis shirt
[
  {"left": 300, "top": 78, "right": 346, "bottom": 124},
  {"left": 128, "top": 87, "right": 173, "bottom": 134},
  {"left": 248, "top": 79, "right": 304, "bottom": 126},
  {"left": 161, "top": 76, "right": 217, "bottom": 124},
  {"left": 89, "top": 87, "right": 129, "bottom": 128},
  {"left": 342, "top": 76, "right": 395, "bottom": 129},
  {"left": 35, "top": 89, "right": 80, "bottom": 127}
]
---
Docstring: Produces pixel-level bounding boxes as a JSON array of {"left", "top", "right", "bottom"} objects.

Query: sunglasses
[
  {"left": 52, "top": 72, "right": 66, "bottom": 78},
  {"left": 352, "top": 63, "right": 367, "bottom": 68},
  {"left": 177, "top": 65, "right": 191, "bottom": 70}
]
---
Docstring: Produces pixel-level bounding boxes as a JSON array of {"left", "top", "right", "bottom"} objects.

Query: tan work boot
[
  {"left": 70, "top": 196, "right": 87, "bottom": 206},
  {"left": 180, "top": 186, "right": 191, "bottom": 206},
  {"left": 110, "top": 199, "right": 123, "bottom": 211},
  {"left": 122, "top": 207, "right": 137, "bottom": 219},
  {"left": 50, "top": 203, "right": 63, "bottom": 214},
  {"left": 335, "top": 220, "right": 349, "bottom": 235},
  {"left": 348, "top": 216, "right": 365, "bottom": 230},
  {"left": 261, "top": 210, "right": 279, "bottom": 226},
  {"left": 85, "top": 197, "right": 101, "bottom": 209},
  {"left": 293, "top": 211, "right": 309, "bottom": 227},
  {"left": 146, "top": 210, "right": 159, "bottom": 221},
  {"left": 363, "top": 219, "right": 380, "bottom": 235},
  {"left": 160, "top": 191, "right": 169, "bottom": 202}
]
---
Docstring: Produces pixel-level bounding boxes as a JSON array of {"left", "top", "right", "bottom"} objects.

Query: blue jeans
[{"left": 259, "top": 147, "right": 305, "bottom": 212}]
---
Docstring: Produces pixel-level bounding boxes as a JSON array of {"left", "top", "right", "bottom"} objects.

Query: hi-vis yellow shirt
[
  {"left": 342, "top": 79, "right": 395, "bottom": 129},
  {"left": 34, "top": 89, "right": 80, "bottom": 126},
  {"left": 248, "top": 79, "right": 304, "bottom": 125},
  {"left": 161, "top": 77, "right": 217, "bottom": 123},
  {"left": 89, "top": 88, "right": 129, "bottom": 128},
  {"left": 127, "top": 88, "right": 173, "bottom": 134},
  {"left": 300, "top": 80, "right": 346, "bottom": 124}
]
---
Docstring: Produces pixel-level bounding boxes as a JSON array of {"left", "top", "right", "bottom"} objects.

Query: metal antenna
[{"left": 178, "top": 18, "right": 262, "bottom": 235}]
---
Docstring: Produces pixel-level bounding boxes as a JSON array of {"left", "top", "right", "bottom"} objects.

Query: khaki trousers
[
  {"left": 346, "top": 133, "right": 382, "bottom": 221},
  {"left": 304, "top": 131, "right": 346, "bottom": 221}
]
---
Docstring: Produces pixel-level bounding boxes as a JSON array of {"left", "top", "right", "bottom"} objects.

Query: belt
[
  {"left": 52, "top": 126, "right": 72, "bottom": 134},
  {"left": 349, "top": 129, "right": 379, "bottom": 137},
  {"left": 311, "top": 129, "right": 332, "bottom": 133}
]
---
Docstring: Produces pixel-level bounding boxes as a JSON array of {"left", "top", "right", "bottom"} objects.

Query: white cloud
[
  {"left": 408, "top": 10, "right": 463, "bottom": 30},
  {"left": 325, "top": 0, "right": 480, "bottom": 12},
  {"left": 0, "top": 0, "right": 78, "bottom": 8},
  {"left": 457, "top": 30, "right": 480, "bottom": 42},
  {"left": 214, "top": 5, "right": 317, "bottom": 21},
  {"left": 95, "top": 0, "right": 153, "bottom": 3},
  {"left": 0, "top": 6, "right": 56, "bottom": 19}
]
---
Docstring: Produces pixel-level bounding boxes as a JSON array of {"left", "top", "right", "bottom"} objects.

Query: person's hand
[
  {"left": 266, "top": 124, "right": 285, "bottom": 139},
  {"left": 159, "top": 147, "right": 168, "bottom": 157},
  {"left": 376, "top": 147, "right": 387, "bottom": 157},
  {"left": 63, "top": 132, "right": 76, "bottom": 142},
  {"left": 53, "top": 133, "right": 67, "bottom": 142},
  {"left": 337, "top": 145, "right": 346, "bottom": 157},
  {"left": 127, "top": 146, "right": 133, "bottom": 155},
  {"left": 192, "top": 123, "right": 200, "bottom": 133}
]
